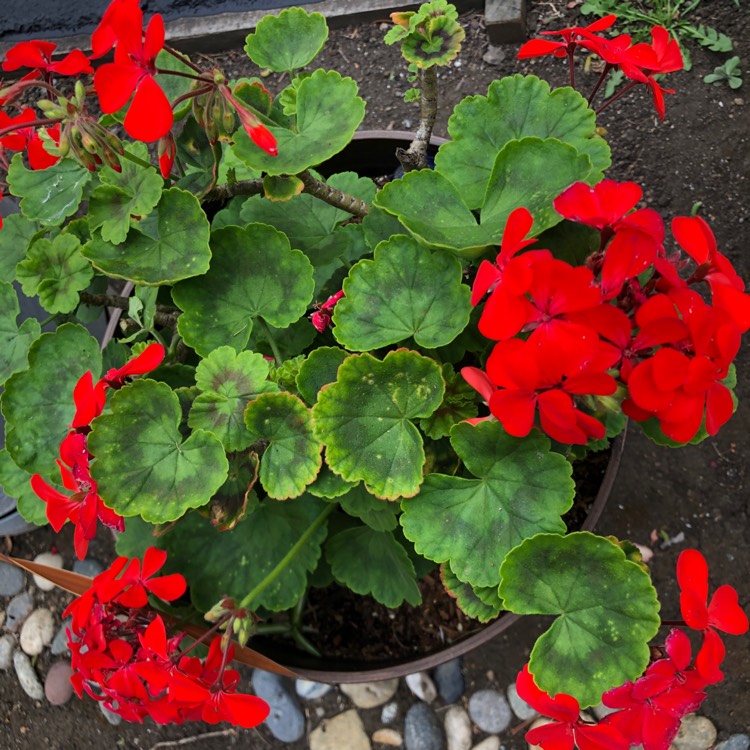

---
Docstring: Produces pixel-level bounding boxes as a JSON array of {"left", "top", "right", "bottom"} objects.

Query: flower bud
[
  {"left": 157, "top": 132, "right": 176, "bottom": 179},
  {"left": 101, "top": 146, "right": 122, "bottom": 173},
  {"left": 74, "top": 80, "right": 86, "bottom": 104}
]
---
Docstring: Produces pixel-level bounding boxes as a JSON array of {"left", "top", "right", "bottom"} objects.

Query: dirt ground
[{"left": 1, "top": 1, "right": 749, "bottom": 747}]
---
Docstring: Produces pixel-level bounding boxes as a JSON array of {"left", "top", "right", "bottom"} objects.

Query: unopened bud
[
  {"left": 101, "top": 146, "right": 122, "bottom": 173},
  {"left": 93, "top": 122, "right": 125, "bottom": 155},
  {"left": 80, "top": 130, "right": 99, "bottom": 154},
  {"left": 74, "top": 80, "right": 86, "bottom": 104},
  {"left": 56, "top": 129, "right": 71, "bottom": 158}
]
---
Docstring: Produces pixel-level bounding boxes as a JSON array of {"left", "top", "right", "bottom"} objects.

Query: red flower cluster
[
  {"left": 2, "top": 40, "right": 92, "bottom": 77},
  {"left": 65, "top": 548, "right": 270, "bottom": 727},
  {"left": 517, "top": 550, "right": 748, "bottom": 750},
  {"left": 311, "top": 289, "right": 345, "bottom": 333},
  {"left": 0, "top": 107, "right": 61, "bottom": 170},
  {"left": 30, "top": 344, "right": 165, "bottom": 558},
  {"left": 518, "top": 17, "right": 683, "bottom": 118},
  {"left": 466, "top": 181, "right": 749, "bottom": 445}
]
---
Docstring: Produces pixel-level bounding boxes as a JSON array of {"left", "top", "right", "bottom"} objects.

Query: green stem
[
  {"left": 239, "top": 503, "right": 335, "bottom": 611},
  {"left": 120, "top": 149, "right": 156, "bottom": 172},
  {"left": 298, "top": 170, "right": 370, "bottom": 218},
  {"left": 257, "top": 317, "right": 283, "bottom": 366}
]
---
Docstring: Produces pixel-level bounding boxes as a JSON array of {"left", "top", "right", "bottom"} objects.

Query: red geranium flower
[
  {"left": 517, "top": 15, "right": 617, "bottom": 59},
  {"left": 103, "top": 342, "right": 165, "bottom": 389},
  {"left": 0, "top": 108, "right": 61, "bottom": 170},
  {"left": 116, "top": 546, "right": 187, "bottom": 608},
  {"left": 2, "top": 40, "right": 92, "bottom": 76}
]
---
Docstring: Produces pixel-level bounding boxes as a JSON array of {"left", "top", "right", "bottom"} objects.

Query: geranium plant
[{"left": 0, "top": 0, "right": 748, "bottom": 743}]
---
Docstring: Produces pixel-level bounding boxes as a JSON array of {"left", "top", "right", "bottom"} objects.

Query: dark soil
[{"left": 2, "top": 1, "right": 750, "bottom": 747}]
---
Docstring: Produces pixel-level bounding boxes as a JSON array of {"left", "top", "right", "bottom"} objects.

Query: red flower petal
[
  {"left": 707, "top": 584, "right": 749, "bottom": 635},
  {"left": 123, "top": 74, "right": 174, "bottom": 143},
  {"left": 515, "top": 665, "right": 580, "bottom": 722},
  {"left": 95, "top": 61, "right": 146, "bottom": 114}
]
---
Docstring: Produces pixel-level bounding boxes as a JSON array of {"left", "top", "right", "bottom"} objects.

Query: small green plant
[{"left": 704, "top": 55, "right": 743, "bottom": 88}]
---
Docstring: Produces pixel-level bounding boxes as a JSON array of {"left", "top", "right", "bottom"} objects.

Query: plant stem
[
  {"left": 257, "top": 317, "right": 283, "bottom": 365},
  {"left": 588, "top": 64, "right": 613, "bottom": 106},
  {"left": 596, "top": 80, "right": 639, "bottom": 115},
  {"left": 120, "top": 149, "right": 157, "bottom": 172},
  {"left": 154, "top": 68, "right": 210, "bottom": 83},
  {"left": 171, "top": 85, "right": 213, "bottom": 112},
  {"left": 239, "top": 503, "right": 336, "bottom": 611},
  {"left": 163, "top": 44, "right": 206, "bottom": 75},
  {"left": 298, "top": 170, "right": 370, "bottom": 217},
  {"left": 203, "top": 178, "right": 265, "bottom": 203},
  {"left": 396, "top": 66, "right": 438, "bottom": 172},
  {"left": 78, "top": 291, "right": 181, "bottom": 329},
  {"left": 0, "top": 117, "right": 61, "bottom": 140}
]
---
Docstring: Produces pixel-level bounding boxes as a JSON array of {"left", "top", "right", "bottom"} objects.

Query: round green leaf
[
  {"left": 435, "top": 75, "right": 611, "bottom": 209},
  {"left": 499, "top": 532, "right": 661, "bottom": 707},
  {"left": 337, "top": 483, "right": 399, "bottom": 532},
  {"left": 401, "top": 420, "right": 574, "bottom": 588},
  {"left": 1, "top": 324, "right": 101, "bottom": 476},
  {"left": 244, "top": 392, "right": 322, "bottom": 500},
  {"left": 82, "top": 188, "right": 210, "bottom": 284},
  {"left": 88, "top": 379, "right": 229, "bottom": 522},
  {"left": 116, "top": 497, "right": 329, "bottom": 612},
  {"left": 16, "top": 234, "right": 93, "bottom": 314},
  {"left": 233, "top": 70, "right": 365, "bottom": 176},
  {"left": 0, "top": 213, "right": 40, "bottom": 282},
  {"left": 244, "top": 8, "right": 329, "bottom": 72},
  {"left": 0, "top": 282, "right": 40, "bottom": 386},
  {"left": 418, "top": 363, "right": 478, "bottom": 439},
  {"left": 0, "top": 449, "right": 47, "bottom": 526},
  {"left": 440, "top": 562, "right": 502, "bottom": 623},
  {"left": 188, "top": 347, "right": 279, "bottom": 451},
  {"left": 326, "top": 527, "right": 421, "bottom": 608},
  {"left": 172, "top": 224, "right": 314, "bottom": 357},
  {"left": 7, "top": 155, "right": 91, "bottom": 226},
  {"left": 312, "top": 350, "right": 445, "bottom": 499},
  {"left": 307, "top": 463, "right": 358, "bottom": 499},
  {"left": 296, "top": 346, "right": 349, "bottom": 405},
  {"left": 333, "top": 235, "right": 471, "bottom": 350}
]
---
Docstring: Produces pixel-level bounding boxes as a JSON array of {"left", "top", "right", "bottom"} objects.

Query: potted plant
[{"left": 0, "top": 0, "right": 747, "bottom": 744}]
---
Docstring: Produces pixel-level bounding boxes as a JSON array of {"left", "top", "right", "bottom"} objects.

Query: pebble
[
  {"left": 99, "top": 701, "right": 123, "bottom": 726},
  {"left": 342, "top": 679, "right": 399, "bottom": 709},
  {"left": 404, "top": 702, "right": 445, "bottom": 750},
  {"left": 50, "top": 619, "right": 72, "bottom": 656},
  {"left": 295, "top": 678, "right": 332, "bottom": 700},
  {"left": 0, "top": 610, "right": 4, "bottom": 628},
  {"left": 44, "top": 661, "right": 74, "bottom": 705},
  {"left": 0, "top": 561, "right": 25, "bottom": 597},
  {"left": 310, "top": 709, "right": 370, "bottom": 750},
  {"left": 406, "top": 672, "right": 438, "bottom": 703},
  {"left": 0, "top": 633, "right": 14, "bottom": 670},
  {"left": 434, "top": 659, "right": 465, "bottom": 703},
  {"left": 72, "top": 558, "right": 104, "bottom": 578},
  {"left": 716, "top": 735, "right": 750, "bottom": 750},
  {"left": 472, "top": 739, "right": 500, "bottom": 750},
  {"left": 373, "top": 728, "right": 403, "bottom": 746},
  {"left": 468, "top": 690, "right": 512, "bottom": 734},
  {"left": 252, "top": 669, "right": 305, "bottom": 743},
  {"left": 444, "top": 706, "right": 472, "bottom": 750},
  {"left": 13, "top": 650, "right": 44, "bottom": 700},
  {"left": 672, "top": 715, "right": 717, "bottom": 750},
  {"left": 507, "top": 682, "right": 537, "bottom": 720},
  {"left": 4, "top": 591, "right": 33, "bottom": 632},
  {"left": 19, "top": 608, "right": 55, "bottom": 656},
  {"left": 382, "top": 701, "right": 399, "bottom": 724},
  {"left": 31, "top": 553, "right": 63, "bottom": 591},
  {"left": 482, "top": 45, "right": 507, "bottom": 66}
]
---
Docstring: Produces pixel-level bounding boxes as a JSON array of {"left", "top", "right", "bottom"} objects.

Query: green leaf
[
  {"left": 296, "top": 346, "right": 349, "bottom": 405},
  {"left": 7, "top": 155, "right": 92, "bottom": 226},
  {"left": 16, "top": 234, "right": 93, "bottom": 314},
  {"left": 313, "top": 350, "right": 445, "bottom": 499},
  {"left": 244, "top": 8, "right": 329, "bottom": 72},
  {"left": 440, "top": 562, "right": 502, "bottom": 622},
  {"left": 172, "top": 224, "right": 314, "bottom": 356},
  {"left": 233, "top": 70, "right": 365, "bottom": 176},
  {"left": 530, "top": 219, "right": 600, "bottom": 266},
  {"left": 263, "top": 174, "right": 304, "bottom": 201},
  {"left": 362, "top": 206, "right": 410, "bottom": 251},
  {"left": 188, "top": 347, "right": 279, "bottom": 451},
  {"left": 117, "top": 497, "right": 328, "bottom": 612},
  {"left": 154, "top": 49, "right": 197, "bottom": 119},
  {"left": 0, "top": 449, "right": 47, "bottom": 526},
  {"left": 333, "top": 236, "right": 471, "bottom": 350},
  {"left": 207, "top": 452, "right": 259, "bottom": 531},
  {"left": 499, "top": 532, "right": 661, "bottom": 707},
  {"left": 82, "top": 188, "right": 210, "bottom": 284},
  {"left": 88, "top": 379, "right": 229, "bottom": 522},
  {"left": 244, "top": 392, "right": 322, "bottom": 499},
  {"left": 175, "top": 118, "right": 222, "bottom": 198},
  {"left": 307, "top": 464, "right": 357, "bottom": 499},
  {"left": 418, "top": 363, "right": 478, "bottom": 439},
  {"left": 435, "top": 75, "right": 610, "bottom": 209},
  {"left": 1, "top": 324, "right": 101, "bottom": 476},
  {"left": 327, "top": 526, "right": 421, "bottom": 607},
  {"left": 401, "top": 421, "right": 574, "bottom": 588},
  {"left": 0, "top": 282, "right": 40, "bottom": 386},
  {"left": 337, "top": 482, "right": 399, "bottom": 532},
  {"left": 0, "top": 213, "right": 40, "bottom": 282}
]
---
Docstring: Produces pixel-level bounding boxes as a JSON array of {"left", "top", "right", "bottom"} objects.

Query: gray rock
[
  {"left": 5, "top": 591, "right": 33, "bottom": 632},
  {"left": 672, "top": 715, "right": 717, "bottom": 750},
  {"left": 341, "top": 679, "right": 399, "bottom": 708},
  {"left": 0, "top": 561, "right": 25, "bottom": 597},
  {"left": 50, "top": 619, "right": 72, "bottom": 656},
  {"left": 13, "top": 650, "right": 44, "bottom": 700},
  {"left": 406, "top": 672, "right": 438, "bottom": 703},
  {"left": 252, "top": 669, "right": 305, "bottom": 742},
  {"left": 716, "top": 735, "right": 750, "bottom": 750},
  {"left": 0, "top": 633, "right": 15, "bottom": 670},
  {"left": 471, "top": 738, "right": 500, "bottom": 750},
  {"left": 99, "top": 701, "right": 123, "bottom": 726},
  {"left": 404, "top": 702, "right": 445, "bottom": 750},
  {"left": 382, "top": 701, "right": 399, "bottom": 724},
  {"left": 468, "top": 690, "right": 512, "bottom": 734},
  {"left": 507, "top": 682, "right": 537, "bottom": 720},
  {"left": 482, "top": 45, "right": 507, "bottom": 66},
  {"left": 44, "top": 661, "right": 74, "bottom": 705},
  {"left": 19, "top": 608, "right": 55, "bottom": 656},
  {"left": 31, "top": 553, "right": 63, "bottom": 591},
  {"left": 72, "top": 558, "right": 104, "bottom": 578},
  {"left": 434, "top": 659, "right": 465, "bottom": 703},
  {"left": 309, "top": 709, "right": 370, "bottom": 750},
  {"left": 295, "top": 678, "right": 332, "bottom": 700}
]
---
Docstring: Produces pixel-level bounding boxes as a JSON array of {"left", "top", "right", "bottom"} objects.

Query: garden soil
[{"left": 2, "top": 1, "right": 749, "bottom": 747}]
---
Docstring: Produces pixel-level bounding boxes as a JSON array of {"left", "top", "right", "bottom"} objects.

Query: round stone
[
  {"left": 341, "top": 678, "right": 399, "bottom": 708},
  {"left": 13, "top": 650, "right": 44, "bottom": 700},
  {"left": 252, "top": 669, "right": 305, "bottom": 743},
  {"left": 20, "top": 608, "right": 55, "bottom": 656},
  {"left": 0, "top": 633, "right": 15, "bottom": 670},
  {"left": 31, "top": 553, "right": 63, "bottom": 591},
  {"left": 381, "top": 701, "right": 399, "bottom": 724},
  {"left": 672, "top": 715, "right": 717, "bottom": 750},
  {"left": 44, "top": 661, "right": 74, "bottom": 705},
  {"left": 468, "top": 689, "right": 512, "bottom": 734},
  {"left": 72, "top": 558, "right": 104, "bottom": 578},
  {"left": 406, "top": 671, "right": 438, "bottom": 703},
  {"left": 434, "top": 658, "right": 465, "bottom": 704},
  {"left": 716, "top": 735, "right": 750, "bottom": 750},
  {"left": 373, "top": 728, "right": 403, "bottom": 746},
  {"left": 0, "top": 561, "right": 25, "bottom": 597},
  {"left": 5, "top": 591, "right": 34, "bottom": 632},
  {"left": 444, "top": 705, "right": 472, "bottom": 750},
  {"left": 50, "top": 619, "right": 72, "bottom": 656},
  {"left": 472, "top": 738, "right": 501, "bottom": 750},
  {"left": 404, "top": 702, "right": 446, "bottom": 750},
  {"left": 507, "top": 682, "right": 537, "bottom": 721},
  {"left": 309, "top": 709, "right": 370, "bottom": 750},
  {"left": 295, "top": 678, "right": 332, "bottom": 700}
]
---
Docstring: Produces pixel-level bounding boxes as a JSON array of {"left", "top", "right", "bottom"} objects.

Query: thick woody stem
[
  {"left": 78, "top": 291, "right": 181, "bottom": 329},
  {"left": 298, "top": 170, "right": 370, "bottom": 217},
  {"left": 203, "top": 179, "right": 265, "bottom": 203},
  {"left": 397, "top": 66, "right": 438, "bottom": 172}
]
